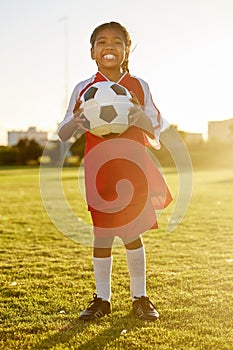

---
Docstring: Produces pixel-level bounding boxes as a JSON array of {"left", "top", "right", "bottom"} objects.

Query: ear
[{"left": 91, "top": 47, "right": 95, "bottom": 60}]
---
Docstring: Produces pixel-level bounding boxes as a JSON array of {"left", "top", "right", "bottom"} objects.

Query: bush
[{"left": 0, "top": 147, "right": 19, "bottom": 165}]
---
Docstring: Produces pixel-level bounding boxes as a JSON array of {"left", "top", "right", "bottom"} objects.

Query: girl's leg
[
  {"left": 123, "top": 235, "right": 160, "bottom": 320},
  {"left": 124, "top": 235, "right": 146, "bottom": 299},
  {"left": 93, "top": 236, "right": 114, "bottom": 302},
  {"left": 79, "top": 236, "right": 113, "bottom": 320},
  {"left": 124, "top": 236, "right": 143, "bottom": 250}
]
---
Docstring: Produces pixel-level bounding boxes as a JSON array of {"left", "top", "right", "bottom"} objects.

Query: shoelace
[
  {"left": 87, "top": 293, "right": 100, "bottom": 309},
  {"left": 134, "top": 296, "right": 156, "bottom": 310}
]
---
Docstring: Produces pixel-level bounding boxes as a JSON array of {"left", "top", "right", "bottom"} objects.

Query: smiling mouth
[{"left": 103, "top": 54, "right": 116, "bottom": 60}]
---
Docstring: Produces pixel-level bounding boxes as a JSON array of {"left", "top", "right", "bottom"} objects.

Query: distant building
[
  {"left": 208, "top": 118, "right": 233, "bottom": 143},
  {"left": 184, "top": 132, "right": 203, "bottom": 144},
  {"left": 8, "top": 127, "right": 48, "bottom": 146}
]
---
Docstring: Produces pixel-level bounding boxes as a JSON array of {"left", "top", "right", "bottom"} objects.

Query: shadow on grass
[{"left": 33, "top": 312, "right": 154, "bottom": 349}]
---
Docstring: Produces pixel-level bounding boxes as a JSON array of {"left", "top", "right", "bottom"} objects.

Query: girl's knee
[{"left": 123, "top": 236, "right": 143, "bottom": 250}]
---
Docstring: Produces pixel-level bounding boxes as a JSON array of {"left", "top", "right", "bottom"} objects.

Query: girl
[{"left": 58, "top": 21, "right": 172, "bottom": 321}]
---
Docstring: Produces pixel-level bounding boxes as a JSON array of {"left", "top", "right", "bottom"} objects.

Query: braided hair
[{"left": 90, "top": 21, "right": 132, "bottom": 73}]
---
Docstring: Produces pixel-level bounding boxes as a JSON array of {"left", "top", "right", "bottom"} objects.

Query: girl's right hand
[{"left": 72, "top": 98, "right": 89, "bottom": 130}]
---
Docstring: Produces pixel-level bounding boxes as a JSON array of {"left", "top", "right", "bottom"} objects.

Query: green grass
[{"left": 0, "top": 166, "right": 233, "bottom": 349}]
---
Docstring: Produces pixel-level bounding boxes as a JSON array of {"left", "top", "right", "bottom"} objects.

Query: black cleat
[
  {"left": 132, "top": 296, "right": 159, "bottom": 320},
  {"left": 79, "top": 293, "right": 111, "bottom": 321}
]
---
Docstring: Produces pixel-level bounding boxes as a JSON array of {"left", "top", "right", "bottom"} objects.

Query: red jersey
[{"left": 58, "top": 71, "right": 172, "bottom": 238}]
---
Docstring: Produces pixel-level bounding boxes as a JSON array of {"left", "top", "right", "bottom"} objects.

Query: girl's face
[{"left": 91, "top": 27, "right": 127, "bottom": 74}]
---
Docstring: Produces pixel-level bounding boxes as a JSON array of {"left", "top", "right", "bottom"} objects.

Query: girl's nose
[{"left": 105, "top": 42, "right": 114, "bottom": 49}]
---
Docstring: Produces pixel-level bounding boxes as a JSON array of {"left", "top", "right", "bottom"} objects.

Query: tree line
[
  {"left": 0, "top": 138, "right": 43, "bottom": 165},
  {"left": 0, "top": 126, "right": 232, "bottom": 169},
  {"left": 0, "top": 134, "right": 86, "bottom": 166}
]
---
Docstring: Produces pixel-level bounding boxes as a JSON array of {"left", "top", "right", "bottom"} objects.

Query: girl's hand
[
  {"left": 128, "top": 91, "right": 154, "bottom": 138},
  {"left": 129, "top": 91, "right": 148, "bottom": 125},
  {"left": 72, "top": 98, "right": 89, "bottom": 130},
  {"left": 129, "top": 91, "right": 141, "bottom": 107}
]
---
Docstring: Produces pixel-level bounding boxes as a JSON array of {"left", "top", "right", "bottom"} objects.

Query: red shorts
[{"left": 90, "top": 198, "right": 158, "bottom": 240}]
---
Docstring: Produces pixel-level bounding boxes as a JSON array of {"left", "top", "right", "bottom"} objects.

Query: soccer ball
[{"left": 80, "top": 81, "right": 133, "bottom": 137}]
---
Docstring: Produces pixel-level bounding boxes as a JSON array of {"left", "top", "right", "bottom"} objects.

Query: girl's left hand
[
  {"left": 129, "top": 91, "right": 147, "bottom": 125},
  {"left": 129, "top": 91, "right": 141, "bottom": 107},
  {"left": 128, "top": 91, "right": 154, "bottom": 137}
]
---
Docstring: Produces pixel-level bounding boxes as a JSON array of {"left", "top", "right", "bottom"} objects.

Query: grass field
[{"left": 0, "top": 166, "right": 233, "bottom": 349}]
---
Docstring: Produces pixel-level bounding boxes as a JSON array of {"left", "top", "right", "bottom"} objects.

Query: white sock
[
  {"left": 93, "top": 256, "right": 112, "bottom": 302},
  {"left": 126, "top": 246, "right": 146, "bottom": 300}
]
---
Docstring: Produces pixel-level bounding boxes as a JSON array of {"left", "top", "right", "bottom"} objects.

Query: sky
[{"left": 1, "top": 0, "right": 233, "bottom": 145}]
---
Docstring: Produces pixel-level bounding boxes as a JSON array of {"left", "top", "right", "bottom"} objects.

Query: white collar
[{"left": 97, "top": 71, "right": 128, "bottom": 84}]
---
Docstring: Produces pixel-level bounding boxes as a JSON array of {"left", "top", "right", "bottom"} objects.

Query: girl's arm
[
  {"left": 137, "top": 79, "right": 164, "bottom": 150},
  {"left": 58, "top": 99, "right": 87, "bottom": 141}
]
